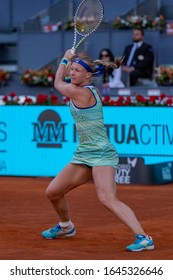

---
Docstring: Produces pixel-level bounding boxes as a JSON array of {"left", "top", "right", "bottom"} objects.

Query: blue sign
[
  {"left": 103, "top": 107, "right": 173, "bottom": 165},
  {"left": 0, "top": 106, "right": 172, "bottom": 176},
  {"left": 0, "top": 106, "right": 76, "bottom": 176}
]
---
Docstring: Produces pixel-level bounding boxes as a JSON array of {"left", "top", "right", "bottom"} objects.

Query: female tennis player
[{"left": 42, "top": 49, "right": 154, "bottom": 252}]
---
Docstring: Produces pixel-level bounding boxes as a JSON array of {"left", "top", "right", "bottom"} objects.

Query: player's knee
[
  {"left": 45, "top": 186, "right": 53, "bottom": 200},
  {"left": 46, "top": 183, "right": 59, "bottom": 201},
  {"left": 97, "top": 193, "right": 113, "bottom": 209}
]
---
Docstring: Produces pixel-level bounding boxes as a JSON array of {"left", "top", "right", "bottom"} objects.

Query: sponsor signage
[
  {"left": 0, "top": 106, "right": 173, "bottom": 182},
  {"left": 116, "top": 158, "right": 173, "bottom": 185},
  {"left": 103, "top": 107, "right": 173, "bottom": 165}
]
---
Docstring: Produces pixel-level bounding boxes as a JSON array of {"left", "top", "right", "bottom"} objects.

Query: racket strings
[
  {"left": 74, "top": 0, "right": 103, "bottom": 36},
  {"left": 76, "top": 19, "right": 100, "bottom": 35}
]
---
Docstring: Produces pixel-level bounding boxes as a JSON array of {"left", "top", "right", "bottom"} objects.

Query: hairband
[
  {"left": 74, "top": 59, "right": 93, "bottom": 73},
  {"left": 74, "top": 59, "right": 105, "bottom": 77},
  {"left": 93, "top": 65, "right": 105, "bottom": 77}
]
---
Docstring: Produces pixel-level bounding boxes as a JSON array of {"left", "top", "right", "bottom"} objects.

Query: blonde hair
[
  {"left": 94, "top": 57, "right": 124, "bottom": 69},
  {"left": 78, "top": 56, "right": 124, "bottom": 73}
]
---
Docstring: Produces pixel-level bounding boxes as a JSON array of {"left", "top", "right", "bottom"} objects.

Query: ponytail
[{"left": 94, "top": 56, "right": 124, "bottom": 69}]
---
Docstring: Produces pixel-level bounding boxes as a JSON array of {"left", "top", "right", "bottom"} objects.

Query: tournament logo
[
  {"left": 116, "top": 157, "right": 138, "bottom": 184},
  {"left": 0, "top": 121, "right": 7, "bottom": 172},
  {"left": 0, "top": 121, "right": 7, "bottom": 153},
  {"left": 32, "top": 110, "right": 67, "bottom": 148}
]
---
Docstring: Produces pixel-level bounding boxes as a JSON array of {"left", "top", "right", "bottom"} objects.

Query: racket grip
[{"left": 71, "top": 47, "right": 75, "bottom": 54}]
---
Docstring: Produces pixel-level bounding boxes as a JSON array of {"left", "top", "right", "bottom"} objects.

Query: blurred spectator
[{"left": 122, "top": 28, "right": 154, "bottom": 86}]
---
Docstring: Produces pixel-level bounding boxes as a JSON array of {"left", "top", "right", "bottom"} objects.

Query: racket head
[{"left": 74, "top": 0, "right": 104, "bottom": 37}]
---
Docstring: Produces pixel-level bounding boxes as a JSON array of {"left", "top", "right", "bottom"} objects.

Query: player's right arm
[
  {"left": 54, "top": 49, "right": 93, "bottom": 106},
  {"left": 54, "top": 50, "right": 77, "bottom": 98}
]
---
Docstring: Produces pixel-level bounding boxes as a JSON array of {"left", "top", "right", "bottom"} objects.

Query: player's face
[{"left": 70, "top": 62, "right": 91, "bottom": 85}]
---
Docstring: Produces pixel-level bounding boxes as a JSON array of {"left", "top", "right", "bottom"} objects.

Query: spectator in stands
[
  {"left": 98, "top": 48, "right": 124, "bottom": 94},
  {"left": 122, "top": 28, "right": 154, "bottom": 86}
]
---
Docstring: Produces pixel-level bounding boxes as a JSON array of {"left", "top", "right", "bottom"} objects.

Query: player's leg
[
  {"left": 46, "top": 163, "right": 92, "bottom": 220},
  {"left": 92, "top": 166, "right": 154, "bottom": 251},
  {"left": 92, "top": 166, "right": 145, "bottom": 234},
  {"left": 42, "top": 163, "right": 92, "bottom": 239}
]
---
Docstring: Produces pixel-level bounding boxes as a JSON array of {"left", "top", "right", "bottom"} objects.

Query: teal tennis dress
[{"left": 70, "top": 85, "right": 119, "bottom": 168}]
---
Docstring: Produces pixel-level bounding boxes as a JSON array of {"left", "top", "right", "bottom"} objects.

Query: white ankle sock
[{"left": 59, "top": 221, "right": 73, "bottom": 228}]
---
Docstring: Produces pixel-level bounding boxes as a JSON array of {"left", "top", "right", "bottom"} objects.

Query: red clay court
[{"left": 0, "top": 176, "right": 173, "bottom": 260}]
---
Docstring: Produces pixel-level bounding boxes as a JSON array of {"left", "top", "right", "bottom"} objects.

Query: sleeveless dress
[{"left": 70, "top": 85, "right": 119, "bottom": 168}]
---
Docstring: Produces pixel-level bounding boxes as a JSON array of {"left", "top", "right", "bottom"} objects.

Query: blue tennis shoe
[
  {"left": 126, "top": 234, "right": 154, "bottom": 252},
  {"left": 42, "top": 223, "right": 76, "bottom": 239}
]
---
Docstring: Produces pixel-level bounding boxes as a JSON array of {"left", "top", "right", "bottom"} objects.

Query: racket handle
[{"left": 71, "top": 47, "right": 75, "bottom": 54}]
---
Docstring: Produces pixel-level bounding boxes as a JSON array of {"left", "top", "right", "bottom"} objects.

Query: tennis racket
[{"left": 71, "top": 0, "right": 104, "bottom": 52}]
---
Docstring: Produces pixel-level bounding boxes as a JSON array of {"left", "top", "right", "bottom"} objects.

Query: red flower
[
  {"left": 109, "top": 100, "right": 116, "bottom": 106},
  {"left": 0, "top": 69, "right": 10, "bottom": 84},
  {"left": 10, "top": 92, "right": 17, "bottom": 98},
  {"left": 2, "top": 96, "right": 8, "bottom": 102},
  {"left": 124, "top": 96, "right": 131, "bottom": 105},
  {"left": 115, "top": 101, "right": 123, "bottom": 106},
  {"left": 160, "top": 93, "right": 166, "bottom": 99},
  {"left": 1, "top": 91, "right": 172, "bottom": 107},
  {"left": 62, "top": 97, "right": 70, "bottom": 104},
  {"left": 149, "top": 96, "right": 158, "bottom": 103},
  {"left": 114, "top": 96, "right": 124, "bottom": 106},
  {"left": 48, "top": 73, "right": 55, "bottom": 79},
  {"left": 24, "top": 96, "right": 34, "bottom": 104},
  {"left": 117, "top": 96, "right": 124, "bottom": 102},
  {"left": 36, "top": 93, "right": 48, "bottom": 104},
  {"left": 50, "top": 94, "right": 58, "bottom": 101},
  {"left": 102, "top": 96, "right": 111, "bottom": 105},
  {"left": 51, "top": 96, "right": 59, "bottom": 105},
  {"left": 103, "top": 96, "right": 110, "bottom": 102},
  {"left": 20, "top": 67, "right": 55, "bottom": 86},
  {"left": 136, "top": 95, "right": 147, "bottom": 103},
  {"left": 166, "top": 98, "right": 173, "bottom": 105}
]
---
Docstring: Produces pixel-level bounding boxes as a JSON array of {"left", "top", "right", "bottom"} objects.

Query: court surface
[{"left": 0, "top": 177, "right": 173, "bottom": 260}]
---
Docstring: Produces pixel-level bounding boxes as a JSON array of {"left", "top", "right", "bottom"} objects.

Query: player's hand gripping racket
[{"left": 71, "top": 0, "right": 104, "bottom": 53}]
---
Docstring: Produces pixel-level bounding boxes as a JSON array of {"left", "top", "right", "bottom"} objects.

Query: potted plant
[{"left": 155, "top": 65, "right": 173, "bottom": 86}]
